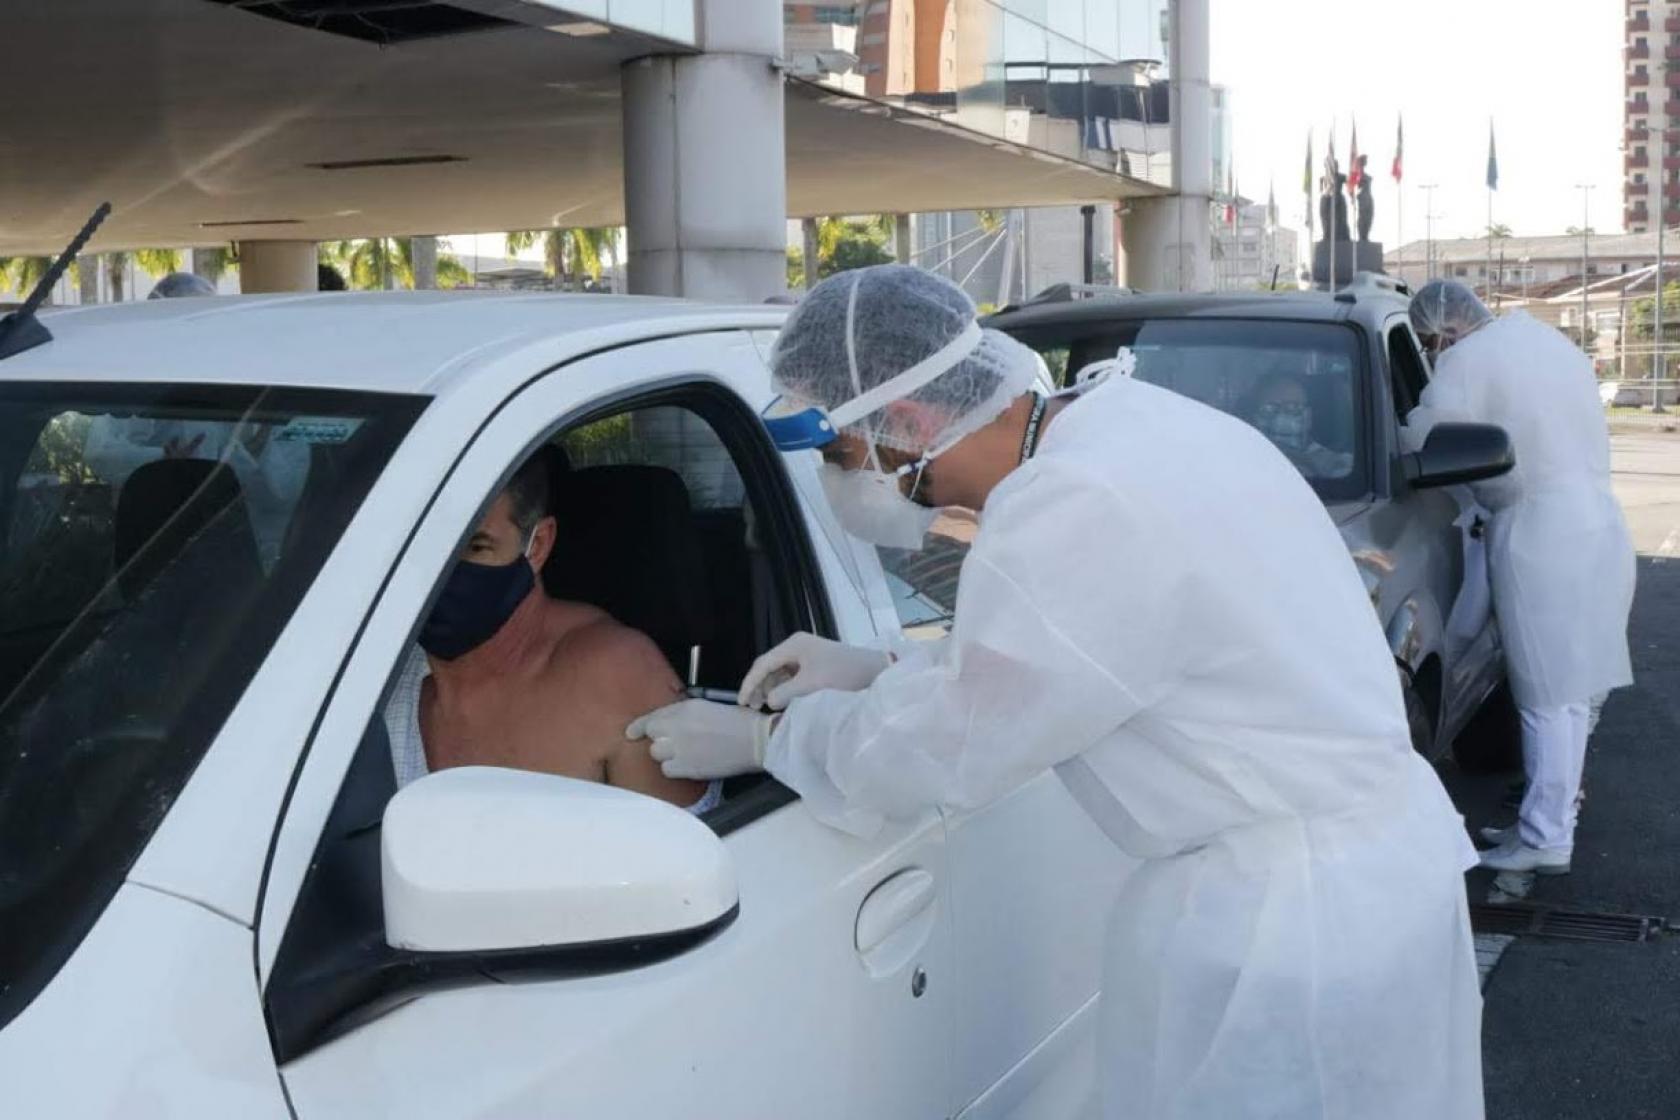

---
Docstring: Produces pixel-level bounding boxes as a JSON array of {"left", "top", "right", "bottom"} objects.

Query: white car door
[
  {"left": 260, "top": 332, "right": 955, "bottom": 1119},
  {"left": 877, "top": 546, "right": 1134, "bottom": 1119},
  {"left": 944, "top": 780, "right": 1133, "bottom": 1119}
]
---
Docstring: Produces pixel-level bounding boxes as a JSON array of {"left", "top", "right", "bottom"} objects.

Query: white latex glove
[
  {"left": 739, "top": 632, "right": 892, "bottom": 711},
  {"left": 627, "top": 699, "right": 774, "bottom": 780}
]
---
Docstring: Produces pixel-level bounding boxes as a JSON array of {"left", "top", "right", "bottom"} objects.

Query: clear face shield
[{"left": 760, "top": 317, "right": 985, "bottom": 552}]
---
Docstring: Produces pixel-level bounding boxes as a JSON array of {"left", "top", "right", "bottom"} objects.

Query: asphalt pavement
[{"left": 1440, "top": 431, "right": 1680, "bottom": 1119}]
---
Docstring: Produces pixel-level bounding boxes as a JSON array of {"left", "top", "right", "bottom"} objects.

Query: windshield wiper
[{"left": 0, "top": 203, "right": 112, "bottom": 364}]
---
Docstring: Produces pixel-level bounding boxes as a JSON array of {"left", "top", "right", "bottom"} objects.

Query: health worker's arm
[
  {"left": 1401, "top": 353, "right": 1478, "bottom": 453},
  {"left": 764, "top": 463, "right": 1183, "bottom": 837}
]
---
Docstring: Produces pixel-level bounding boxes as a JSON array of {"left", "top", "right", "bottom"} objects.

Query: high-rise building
[
  {"left": 1213, "top": 199, "right": 1302, "bottom": 292},
  {"left": 1626, "top": 0, "right": 1663, "bottom": 233}
]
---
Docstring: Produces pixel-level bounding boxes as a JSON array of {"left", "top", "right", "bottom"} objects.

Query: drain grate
[{"left": 1469, "top": 902, "right": 1667, "bottom": 943}]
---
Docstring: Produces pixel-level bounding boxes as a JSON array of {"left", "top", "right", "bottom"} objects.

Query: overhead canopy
[{"left": 0, "top": 0, "right": 1160, "bottom": 256}]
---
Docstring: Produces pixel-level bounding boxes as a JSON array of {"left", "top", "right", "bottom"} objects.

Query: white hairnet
[
  {"left": 148, "top": 272, "right": 216, "bottom": 300},
  {"left": 1409, "top": 280, "right": 1492, "bottom": 351},
  {"left": 770, "top": 264, "right": 1040, "bottom": 453}
]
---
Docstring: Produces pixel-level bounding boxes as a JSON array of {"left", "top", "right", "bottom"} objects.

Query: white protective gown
[
  {"left": 1405, "top": 312, "right": 1635, "bottom": 709},
  {"left": 767, "top": 376, "right": 1484, "bottom": 1119}
]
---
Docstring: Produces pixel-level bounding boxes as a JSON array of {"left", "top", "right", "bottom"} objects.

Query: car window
[
  {"left": 1003, "top": 317, "right": 1369, "bottom": 502},
  {"left": 1387, "top": 320, "right": 1431, "bottom": 419},
  {"left": 561, "top": 405, "right": 746, "bottom": 511},
  {"left": 373, "top": 392, "right": 807, "bottom": 811},
  {"left": 878, "top": 511, "right": 973, "bottom": 637},
  {"left": 0, "top": 383, "right": 420, "bottom": 1031}
]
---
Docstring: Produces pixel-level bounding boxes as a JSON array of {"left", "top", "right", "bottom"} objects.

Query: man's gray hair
[{"left": 505, "top": 451, "right": 552, "bottom": 536}]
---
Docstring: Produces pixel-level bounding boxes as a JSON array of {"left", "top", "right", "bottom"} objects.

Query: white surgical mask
[
  {"left": 820, "top": 460, "right": 937, "bottom": 550},
  {"left": 1256, "top": 402, "right": 1312, "bottom": 452}
]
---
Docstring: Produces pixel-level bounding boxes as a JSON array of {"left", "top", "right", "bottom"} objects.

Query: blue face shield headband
[{"left": 761, "top": 319, "right": 985, "bottom": 454}]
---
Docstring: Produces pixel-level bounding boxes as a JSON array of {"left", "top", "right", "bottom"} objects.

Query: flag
[
  {"left": 1348, "top": 120, "right": 1362, "bottom": 195},
  {"left": 1325, "top": 123, "right": 1339, "bottom": 180},
  {"left": 1267, "top": 181, "right": 1278, "bottom": 229},
  {"left": 1486, "top": 122, "right": 1499, "bottom": 191},
  {"left": 1392, "top": 115, "right": 1404, "bottom": 182},
  {"left": 1225, "top": 165, "right": 1237, "bottom": 227},
  {"left": 1303, "top": 131, "right": 1314, "bottom": 196}
]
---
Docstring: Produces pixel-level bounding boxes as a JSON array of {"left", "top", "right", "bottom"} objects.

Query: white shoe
[
  {"left": 1479, "top": 824, "right": 1517, "bottom": 846},
  {"left": 1479, "top": 840, "right": 1571, "bottom": 875}
]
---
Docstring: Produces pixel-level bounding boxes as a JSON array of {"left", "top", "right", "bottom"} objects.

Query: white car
[{"left": 0, "top": 293, "right": 1126, "bottom": 1119}]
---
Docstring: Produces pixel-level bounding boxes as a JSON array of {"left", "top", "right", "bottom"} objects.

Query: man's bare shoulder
[{"left": 543, "top": 602, "right": 676, "bottom": 691}]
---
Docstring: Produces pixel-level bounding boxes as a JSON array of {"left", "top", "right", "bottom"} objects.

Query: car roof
[
  {"left": 984, "top": 290, "right": 1407, "bottom": 334},
  {"left": 4, "top": 291, "right": 787, "bottom": 395}
]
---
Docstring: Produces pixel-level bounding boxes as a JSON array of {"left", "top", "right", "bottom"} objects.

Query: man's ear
[
  {"left": 526, "top": 515, "right": 558, "bottom": 572},
  {"left": 881, "top": 398, "right": 948, "bottom": 447}
]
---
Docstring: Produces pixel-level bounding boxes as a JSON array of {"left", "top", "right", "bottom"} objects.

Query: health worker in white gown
[
  {"left": 1406, "top": 280, "right": 1635, "bottom": 876},
  {"left": 631, "top": 265, "right": 1485, "bottom": 1120}
]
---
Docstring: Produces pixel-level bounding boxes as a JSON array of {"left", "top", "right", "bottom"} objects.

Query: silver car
[{"left": 981, "top": 285, "right": 1521, "bottom": 770}]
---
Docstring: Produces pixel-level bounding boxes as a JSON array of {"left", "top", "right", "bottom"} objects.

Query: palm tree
[
  {"left": 192, "top": 245, "right": 238, "bottom": 284},
  {"left": 134, "top": 249, "right": 183, "bottom": 278},
  {"left": 87, "top": 248, "right": 195, "bottom": 299},
  {"left": 1485, "top": 223, "right": 1514, "bottom": 240},
  {"left": 319, "top": 238, "right": 470, "bottom": 290},
  {"left": 787, "top": 216, "right": 896, "bottom": 289},
  {"left": 105, "top": 251, "right": 129, "bottom": 301},
  {"left": 505, "top": 227, "right": 620, "bottom": 290},
  {"left": 0, "top": 256, "right": 55, "bottom": 299},
  {"left": 77, "top": 255, "right": 98, "bottom": 304}
]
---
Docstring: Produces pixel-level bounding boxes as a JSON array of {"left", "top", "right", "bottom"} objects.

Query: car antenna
[{"left": 0, "top": 202, "right": 112, "bottom": 363}]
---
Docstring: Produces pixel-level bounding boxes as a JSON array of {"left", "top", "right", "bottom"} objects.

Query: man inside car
[
  {"left": 383, "top": 453, "right": 718, "bottom": 812},
  {"left": 1246, "top": 370, "right": 1354, "bottom": 481}
]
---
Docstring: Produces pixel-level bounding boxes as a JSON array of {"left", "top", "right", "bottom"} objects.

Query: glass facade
[
  {"left": 784, "top": 0, "right": 1172, "bottom": 185},
  {"left": 539, "top": 1, "right": 697, "bottom": 45}
]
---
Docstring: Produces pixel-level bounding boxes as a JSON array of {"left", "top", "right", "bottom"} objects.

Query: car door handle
[{"left": 855, "top": 867, "right": 938, "bottom": 979}]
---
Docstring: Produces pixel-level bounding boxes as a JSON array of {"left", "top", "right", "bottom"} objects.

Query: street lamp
[{"left": 1421, "top": 184, "right": 1439, "bottom": 281}]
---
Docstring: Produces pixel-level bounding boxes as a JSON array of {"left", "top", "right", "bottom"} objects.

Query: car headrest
[
  {"left": 114, "top": 458, "right": 258, "bottom": 601},
  {"left": 542, "top": 465, "right": 713, "bottom": 673}
]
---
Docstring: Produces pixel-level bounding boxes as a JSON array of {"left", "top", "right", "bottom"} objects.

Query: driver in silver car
[{"left": 1246, "top": 371, "right": 1353, "bottom": 481}]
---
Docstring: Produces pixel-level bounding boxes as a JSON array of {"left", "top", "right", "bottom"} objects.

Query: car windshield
[
  {"left": 1012, "top": 318, "right": 1369, "bottom": 502},
  {"left": 0, "top": 382, "right": 420, "bottom": 1029}
]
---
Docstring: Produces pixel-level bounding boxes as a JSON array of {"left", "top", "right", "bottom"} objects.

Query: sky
[{"left": 1209, "top": 0, "right": 1626, "bottom": 246}]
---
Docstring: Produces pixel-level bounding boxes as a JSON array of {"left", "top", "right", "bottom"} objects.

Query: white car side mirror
[{"left": 382, "top": 767, "right": 737, "bottom": 953}]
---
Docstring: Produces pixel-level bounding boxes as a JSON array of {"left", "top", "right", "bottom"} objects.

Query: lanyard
[{"left": 1019, "top": 394, "right": 1049, "bottom": 464}]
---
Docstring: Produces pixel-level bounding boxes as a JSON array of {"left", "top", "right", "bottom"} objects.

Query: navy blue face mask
[{"left": 418, "top": 545, "right": 536, "bottom": 661}]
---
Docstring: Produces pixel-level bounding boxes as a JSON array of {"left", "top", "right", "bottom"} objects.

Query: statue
[
  {"left": 1312, "top": 155, "right": 1385, "bottom": 289},
  {"left": 1354, "top": 156, "right": 1375, "bottom": 243},
  {"left": 1319, "top": 174, "right": 1352, "bottom": 243}
]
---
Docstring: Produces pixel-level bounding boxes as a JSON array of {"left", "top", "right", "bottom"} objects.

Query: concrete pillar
[
  {"left": 621, "top": 2, "right": 786, "bottom": 300},
  {"left": 895, "top": 214, "right": 913, "bottom": 264},
  {"left": 1122, "top": 0, "right": 1212, "bottom": 292},
  {"left": 239, "top": 240, "right": 317, "bottom": 293},
  {"left": 411, "top": 236, "right": 438, "bottom": 290}
]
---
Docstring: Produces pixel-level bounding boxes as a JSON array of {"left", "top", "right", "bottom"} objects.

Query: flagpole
[
  {"left": 1305, "top": 129, "right": 1315, "bottom": 292},
  {"left": 1394, "top": 115, "right": 1404, "bottom": 285},
  {"left": 1329, "top": 120, "right": 1337, "bottom": 293}
]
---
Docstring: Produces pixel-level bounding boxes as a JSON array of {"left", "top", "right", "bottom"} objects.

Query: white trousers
[{"left": 1517, "top": 702, "right": 1591, "bottom": 852}]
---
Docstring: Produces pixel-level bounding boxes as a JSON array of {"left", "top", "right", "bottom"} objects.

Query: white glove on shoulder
[
  {"left": 739, "top": 632, "right": 892, "bottom": 711},
  {"left": 628, "top": 699, "right": 774, "bottom": 780}
]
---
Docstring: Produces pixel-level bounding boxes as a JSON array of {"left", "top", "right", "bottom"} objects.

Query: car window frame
[
  {"left": 260, "top": 354, "right": 836, "bottom": 1061},
  {"left": 1384, "top": 314, "right": 1432, "bottom": 421}
]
